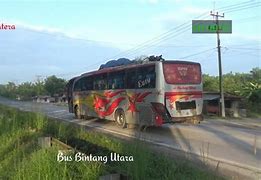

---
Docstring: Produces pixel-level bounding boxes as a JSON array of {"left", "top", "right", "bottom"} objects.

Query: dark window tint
[
  {"left": 81, "top": 76, "right": 93, "bottom": 91},
  {"left": 126, "top": 69, "right": 136, "bottom": 89},
  {"left": 74, "top": 77, "right": 93, "bottom": 91},
  {"left": 136, "top": 65, "right": 156, "bottom": 89},
  {"left": 74, "top": 80, "right": 81, "bottom": 91},
  {"left": 108, "top": 71, "right": 125, "bottom": 89},
  {"left": 93, "top": 74, "right": 107, "bottom": 90}
]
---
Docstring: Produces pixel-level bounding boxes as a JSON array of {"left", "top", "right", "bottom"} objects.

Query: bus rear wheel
[
  {"left": 115, "top": 109, "right": 127, "bottom": 128},
  {"left": 74, "top": 106, "right": 81, "bottom": 119}
]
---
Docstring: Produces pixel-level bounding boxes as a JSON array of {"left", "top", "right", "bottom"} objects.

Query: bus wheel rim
[{"left": 117, "top": 113, "right": 124, "bottom": 125}]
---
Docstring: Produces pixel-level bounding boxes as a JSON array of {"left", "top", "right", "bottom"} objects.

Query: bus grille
[{"left": 176, "top": 101, "right": 196, "bottom": 110}]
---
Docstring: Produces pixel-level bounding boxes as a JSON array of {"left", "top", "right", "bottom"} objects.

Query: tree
[
  {"left": 240, "top": 82, "right": 261, "bottom": 102},
  {"left": 223, "top": 73, "right": 243, "bottom": 94},
  {"left": 34, "top": 80, "right": 46, "bottom": 96},
  {"left": 17, "top": 82, "right": 35, "bottom": 100},
  {"left": 44, "top": 76, "right": 67, "bottom": 96},
  {"left": 250, "top": 67, "right": 261, "bottom": 84},
  {"left": 202, "top": 74, "right": 219, "bottom": 92},
  {"left": 3, "top": 82, "right": 17, "bottom": 98}
]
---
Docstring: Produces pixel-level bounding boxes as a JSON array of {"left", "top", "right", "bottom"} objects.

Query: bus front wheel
[{"left": 115, "top": 109, "right": 127, "bottom": 128}]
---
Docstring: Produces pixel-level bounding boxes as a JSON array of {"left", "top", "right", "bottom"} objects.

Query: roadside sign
[{"left": 192, "top": 20, "right": 232, "bottom": 34}]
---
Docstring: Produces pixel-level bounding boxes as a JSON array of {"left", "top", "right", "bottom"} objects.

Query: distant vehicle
[{"left": 67, "top": 58, "right": 203, "bottom": 128}]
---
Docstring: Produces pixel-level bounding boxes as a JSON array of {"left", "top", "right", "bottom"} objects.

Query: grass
[
  {"left": 246, "top": 102, "right": 261, "bottom": 118},
  {"left": 0, "top": 104, "right": 225, "bottom": 180}
]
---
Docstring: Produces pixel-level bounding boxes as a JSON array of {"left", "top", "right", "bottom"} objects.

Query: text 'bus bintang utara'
[{"left": 67, "top": 57, "right": 203, "bottom": 128}]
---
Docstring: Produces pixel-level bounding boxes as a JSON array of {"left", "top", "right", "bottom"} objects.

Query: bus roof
[
  {"left": 72, "top": 60, "right": 200, "bottom": 80},
  {"left": 80, "top": 60, "right": 156, "bottom": 77}
]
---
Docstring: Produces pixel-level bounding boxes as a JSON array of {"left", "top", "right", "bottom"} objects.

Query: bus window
[
  {"left": 126, "top": 69, "right": 136, "bottom": 89},
  {"left": 94, "top": 74, "right": 107, "bottom": 90},
  {"left": 137, "top": 65, "right": 156, "bottom": 89},
  {"left": 74, "top": 80, "right": 81, "bottom": 91},
  {"left": 81, "top": 76, "right": 93, "bottom": 91},
  {"left": 163, "top": 63, "right": 201, "bottom": 84},
  {"left": 108, "top": 71, "right": 125, "bottom": 89}
]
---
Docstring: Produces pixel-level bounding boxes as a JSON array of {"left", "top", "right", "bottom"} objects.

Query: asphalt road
[{"left": 0, "top": 96, "right": 260, "bottom": 179}]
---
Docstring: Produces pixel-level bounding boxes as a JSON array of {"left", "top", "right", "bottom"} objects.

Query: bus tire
[
  {"left": 115, "top": 109, "right": 127, "bottom": 128},
  {"left": 74, "top": 105, "right": 81, "bottom": 119},
  {"left": 139, "top": 125, "right": 147, "bottom": 131},
  {"left": 84, "top": 115, "right": 93, "bottom": 120}
]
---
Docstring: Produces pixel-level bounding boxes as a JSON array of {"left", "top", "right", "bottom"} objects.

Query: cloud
[
  {"left": 4, "top": 20, "right": 142, "bottom": 50},
  {"left": 3, "top": 19, "right": 104, "bottom": 43},
  {"left": 12, "top": 21, "right": 81, "bottom": 39},
  {"left": 0, "top": 25, "right": 121, "bottom": 83}
]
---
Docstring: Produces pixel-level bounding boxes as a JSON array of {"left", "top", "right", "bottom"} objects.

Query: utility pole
[{"left": 210, "top": 11, "right": 226, "bottom": 118}]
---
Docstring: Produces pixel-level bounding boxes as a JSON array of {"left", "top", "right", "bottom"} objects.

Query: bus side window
[
  {"left": 94, "top": 74, "right": 107, "bottom": 90},
  {"left": 116, "top": 71, "right": 125, "bottom": 89},
  {"left": 93, "top": 75, "right": 99, "bottom": 90},
  {"left": 126, "top": 69, "right": 136, "bottom": 89},
  {"left": 81, "top": 76, "right": 93, "bottom": 91},
  {"left": 74, "top": 80, "right": 81, "bottom": 91},
  {"left": 108, "top": 71, "right": 125, "bottom": 89},
  {"left": 81, "top": 77, "right": 87, "bottom": 91},
  {"left": 137, "top": 66, "right": 156, "bottom": 89},
  {"left": 108, "top": 76, "right": 113, "bottom": 89}
]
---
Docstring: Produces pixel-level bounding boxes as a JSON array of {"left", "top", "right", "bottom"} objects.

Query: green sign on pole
[{"left": 192, "top": 20, "right": 232, "bottom": 34}]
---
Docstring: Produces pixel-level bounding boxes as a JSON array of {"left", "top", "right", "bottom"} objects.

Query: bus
[{"left": 67, "top": 59, "right": 203, "bottom": 128}]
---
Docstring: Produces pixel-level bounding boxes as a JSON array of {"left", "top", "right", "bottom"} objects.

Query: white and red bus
[{"left": 67, "top": 59, "right": 203, "bottom": 128}]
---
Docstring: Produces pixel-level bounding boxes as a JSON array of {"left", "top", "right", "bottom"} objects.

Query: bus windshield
[{"left": 163, "top": 63, "right": 201, "bottom": 84}]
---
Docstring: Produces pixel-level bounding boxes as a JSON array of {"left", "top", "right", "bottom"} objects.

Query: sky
[{"left": 0, "top": 0, "right": 260, "bottom": 83}]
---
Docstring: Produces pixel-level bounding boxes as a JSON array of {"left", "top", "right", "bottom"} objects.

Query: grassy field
[{"left": 0, "top": 104, "right": 224, "bottom": 180}]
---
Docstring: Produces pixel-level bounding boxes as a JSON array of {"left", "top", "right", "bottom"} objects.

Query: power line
[
  {"left": 228, "top": 47, "right": 261, "bottom": 50},
  {"left": 111, "top": 1, "right": 261, "bottom": 59},
  {"left": 56, "top": 0, "right": 261, "bottom": 78},
  {"left": 179, "top": 48, "right": 216, "bottom": 59},
  {"left": 112, "top": 11, "right": 212, "bottom": 56},
  {"left": 196, "top": 49, "right": 217, "bottom": 64},
  {"left": 226, "top": 4, "right": 261, "bottom": 13},
  {"left": 225, "top": 42, "right": 261, "bottom": 47},
  {"left": 219, "top": 1, "right": 260, "bottom": 11},
  {"left": 108, "top": 13, "right": 209, "bottom": 59},
  {"left": 117, "top": 16, "right": 211, "bottom": 58},
  {"left": 75, "top": 13, "right": 209, "bottom": 72}
]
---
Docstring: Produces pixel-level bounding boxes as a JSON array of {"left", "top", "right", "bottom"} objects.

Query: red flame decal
[
  {"left": 95, "top": 97, "right": 125, "bottom": 117},
  {"left": 93, "top": 91, "right": 152, "bottom": 117},
  {"left": 104, "top": 90, "right": 125, "bottom": 98}
]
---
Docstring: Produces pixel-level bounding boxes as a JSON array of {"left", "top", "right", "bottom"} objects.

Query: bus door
[{"left": 67, "top": 78, "right": 75, "bottom": 113}]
